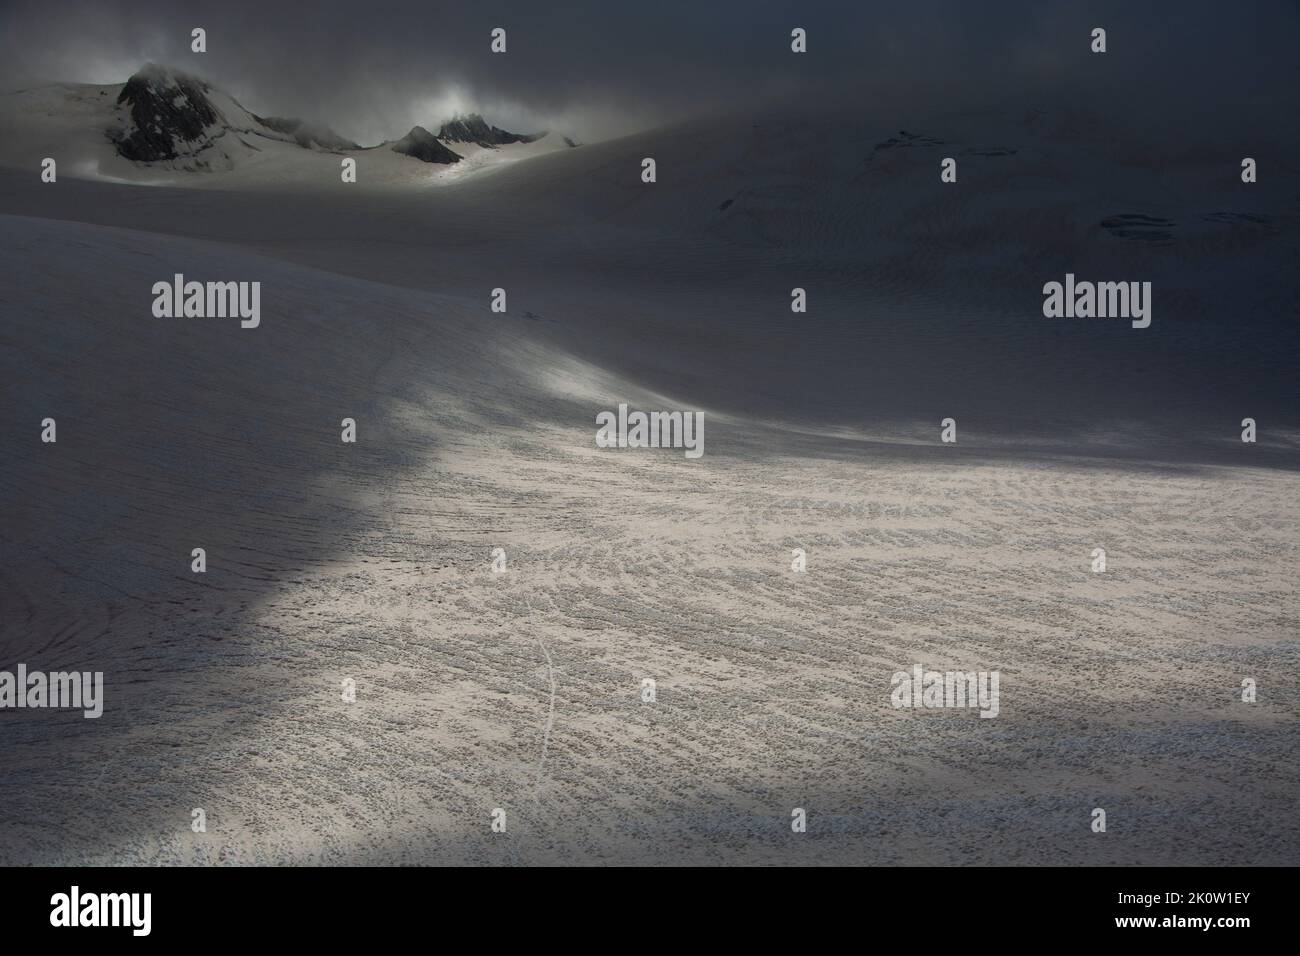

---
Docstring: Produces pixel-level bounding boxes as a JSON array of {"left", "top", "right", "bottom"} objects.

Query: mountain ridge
[
  {"left": 105, "top": 64, "right": 560, "bottom": 170},
  {"left": 436, "top": 112, "right": 544, "bottom": 148}
]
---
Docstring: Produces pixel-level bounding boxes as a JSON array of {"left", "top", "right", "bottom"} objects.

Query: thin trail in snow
[{"left": 533, "top": 633, "right": 556, "bottom": 796}]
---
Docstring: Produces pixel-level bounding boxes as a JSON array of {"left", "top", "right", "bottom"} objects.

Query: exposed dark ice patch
[
  {"left": 871, "top": 129, "right": 945, "bottom": 155},
  {"left": 718, "top": 198, "right": 735, "bottom": 211},
  {"left": 1100, "top": 213, "right": 1177, "bottom": 244},
  {"left": 1202, "top": 211, "right": 1274, "bottom": 225}
]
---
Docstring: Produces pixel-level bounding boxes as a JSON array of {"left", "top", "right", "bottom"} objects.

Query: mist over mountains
[
  {"left": 4, "top": 0, "right": 1298, "bottom": 149},
  {"left": 104, "top": 63, "right": 556, "bottom": 168},
  {"left": 257, "top": 116, "right": 361, "bottom": 152}
]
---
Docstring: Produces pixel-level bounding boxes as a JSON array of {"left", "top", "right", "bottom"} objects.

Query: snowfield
[{"left": 1, "top": 86, "right": 1297, "bottom": 864}]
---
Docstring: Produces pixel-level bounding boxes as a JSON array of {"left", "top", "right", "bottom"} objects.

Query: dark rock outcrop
[
  {"left": 112, "top": 64, "right": 220, "bottom": 162},
  {"left": 436, "top": 113, "right": 543, "bottom": 148},
  {"left": 391, "top": 126, "right": 463, "bottom": 164}
]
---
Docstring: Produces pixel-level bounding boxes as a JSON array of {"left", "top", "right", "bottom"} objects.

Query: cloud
[{"left": 1, "top": 0, "right": 1297, "bottom": 144}]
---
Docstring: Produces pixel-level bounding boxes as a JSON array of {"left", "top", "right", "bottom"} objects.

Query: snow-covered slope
[
  {"left": 2, "top": 72, "right": 1299, "bottom": 866},
  {"left": 2, "top": 208, "right": 1298, "bottom": 866},
  {"left": 1, "top": 98, "right": 1296, "bottom": 437},
  {"left": 256, "top": 115, "right": 361, "bottom": 152}
]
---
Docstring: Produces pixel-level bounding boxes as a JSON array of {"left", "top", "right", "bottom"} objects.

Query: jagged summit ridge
[{"left": 436, "top": 112, "right": 544, "bottom": 148}]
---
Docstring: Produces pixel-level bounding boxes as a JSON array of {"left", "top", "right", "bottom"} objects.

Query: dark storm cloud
[{"left": 1, "top": 0, "right": 1297, "bottom": 144}]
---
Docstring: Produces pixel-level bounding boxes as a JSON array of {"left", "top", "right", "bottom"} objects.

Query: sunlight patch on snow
[{"left": 71, "top": 159, "right": 172, "bottom": 185}]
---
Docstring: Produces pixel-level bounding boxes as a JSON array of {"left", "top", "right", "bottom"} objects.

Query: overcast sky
[{"left": 2, "top": 1, "right": 1297, "bottom": 145}]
